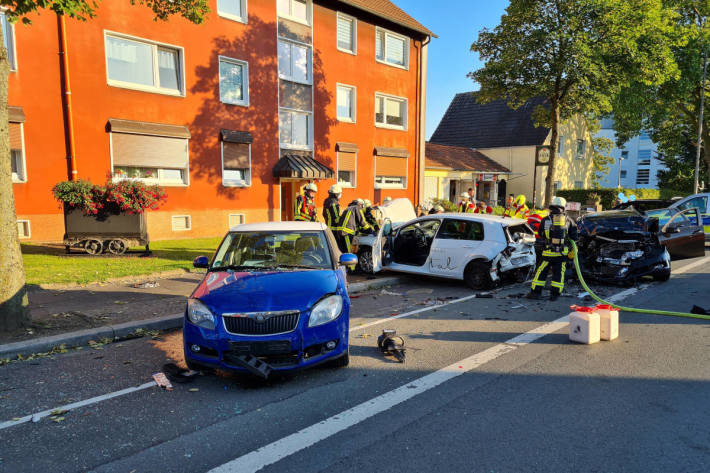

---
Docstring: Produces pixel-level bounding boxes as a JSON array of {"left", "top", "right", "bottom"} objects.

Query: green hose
[{"left": 569, "top": 240, "right": 710, "bottom": 321}]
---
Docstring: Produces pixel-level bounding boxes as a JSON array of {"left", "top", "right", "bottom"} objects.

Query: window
[
  {"left": 437, "top": 219, "right": 484, "bottom": 241},
  {"left": 553, "top": 181, "right": 561, "bottom": 192},
  {"left": 558, "top": 136, "right": 564, "bottom": 156},
  {"left": 219, "top": 57, "right": 249, "bottom": 106},
  {"left": 228, "top": 213, "right": 245, "bottom": 228},
  {"left": 574, "top": 181, "right": 583, "bottom": 189},
  {"left": 336, "top": 12, "right": 356, "bottom": 54},
  {"left": 278, "top": 40, "right": 311, "bottom": 84},
  {"left": 17, "top": 220, "right": 30, "bottom": 239},
  {"left": 337, "top": 150, "right": 357, "bottom": 188},
  {"left": 375, "top": 149, "right": 407, "bottom": 189},
  {"left": 375, "top": 27, "right": 408, "bottom": 68},
  {"left": 375, "top": 93, "right": 407, "bottom": 130},
  {"left": 10, "top": 122, "right": 25, "bottom": 182},
  {"left": 677, "top": 196, "right": 708, "bottom": 214},
  {"left": 375, "top": 176, "right": 405, "bottom": 187},
  {"left": 638, "top": 149, "right": 651, "bottom": 166},
  {"left": 277, "top": 0, "right": 310, "bottom": 25},
  {"left": 620, "top": 170, "right": 627, "bottom": 179},
  {"left": 279, "top": 110, "right": 312, "bottom": 149},
  {"left": 105, "top": 34, "right": 183, "bottom": 95},
  {"left": 621, "top": 150, "right": 629, "bottom": 160},
  {"left": 639, "top": 130, "right": 651, "bottom": 140},
  {"left": 336, "top": 84, "right": 356, "bottom": 122},
  {"left": 576, "top": 139, "right": 586, "bottom": 159},
  {"left": 636, "top": 169, "right": 650, "bottom": 185},
  {"left": 1, "top": 13, "right": 16, "bottom": 71},
  {"left": 217, "top": 0, "right": 247, "bottom": 22},
  {"left": 222, "top": 142, "right": 251, "bottom": 186},
  {"left": 172, "top": 215, "right": 191, "bottom": 231}
]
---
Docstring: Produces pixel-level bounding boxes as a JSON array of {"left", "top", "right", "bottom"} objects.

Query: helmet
[
  {"left": 363, "top": 199, "right": 372, "bottom": 208},
  {"left": 355, "top": 198, "right": 364, "bottom": 206},
  {"left": 304, "top": 183, "right": 318, "bottom": 192},
  {"left": 514, "top": 194, "right": 526, "bottom": 206},
  {"left": 460, "top": 192, "right": 470, "bottom": 199},
  {"left": 329, "top": 184, "right": 342, "bottom": 195},
  {"left": 434, "top": 205, "right": 445, "bottom": 212},
  {"left": 550, "top": 196, "right": 567, "bottom": 209}
]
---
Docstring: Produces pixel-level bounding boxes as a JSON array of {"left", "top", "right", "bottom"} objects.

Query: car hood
[
  {"left": 376, "top": 198, "right": 417, "bottom": 225},
  {"left": 192, "top": 270, "right": 339, "bottom": 314},
  {"left": 577, "top": 210, "right": 656, "bottom": 239}
]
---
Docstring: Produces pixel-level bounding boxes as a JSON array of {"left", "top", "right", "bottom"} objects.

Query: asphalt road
[{"left": 1, "top": 250, "right": 709, "bottom": 473}]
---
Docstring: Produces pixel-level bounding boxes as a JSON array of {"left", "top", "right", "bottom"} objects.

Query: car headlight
[
  {"left": 187, "top": 299, "right": 215, "bottom": 330},
  {"left": 308, "top": 295, "right": 344, "bottom": 327}
]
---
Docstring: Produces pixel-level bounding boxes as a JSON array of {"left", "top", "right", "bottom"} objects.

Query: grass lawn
[{"left": 22, "top": 237, "right": 222, "bottom": 286}]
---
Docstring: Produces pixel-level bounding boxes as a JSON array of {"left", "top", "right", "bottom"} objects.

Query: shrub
[
  {"left": 555, "top": 188, "right": 690, "bottom": 210},
  {"left": 52, "top": 178, "right": 167, "bottom": 216}
]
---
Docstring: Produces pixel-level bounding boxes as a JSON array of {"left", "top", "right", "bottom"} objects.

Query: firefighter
[
  {"left": 526, "top": 196, "right": 578, "bottom": 301},
  {"left": 428, "top": 204, "right": 445, "bottom": 215},
  {"left": 458, "top": 192, "right": 475, "bottom": 213},
  {"left": 294, "top": 183, "right": 318, "bottom": 222},
  {"left": 322, "top": 184, "right": 342, "bottom": 232},
  {"left": 502, "top": 194, "right": 516, "bottom": 217},
  {"left": 339, "top": 199, "right": 371, "bottom": 253},
  {"left": 512, "top": 194, "right": 530, "bottom": 219},
  {"left": 474, "top": 199, "right": 493, "bottom": 214},
  {"left": 363, "top": 199, "right": 379, "bottom": 232}
]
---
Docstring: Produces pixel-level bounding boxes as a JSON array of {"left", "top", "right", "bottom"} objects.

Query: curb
[{"left": 0, "top": 276, "right": 404, "bottom": 359}]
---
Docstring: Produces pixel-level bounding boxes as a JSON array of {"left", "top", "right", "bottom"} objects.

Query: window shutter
[
  {"left": 223, "top": 142, "right": 250, "bottom": 170},
  {"left": 338, "top": 151, "right": 356, "bottom": 171},
  {"left": 9, "top": 123, "right": 22, "bottom": 150},
  {"left": 112, "top": 133, "right": 188, "bottom": 168},
  {"left": 375, "top": 156, "right": 407, "bottom": 177},
  {"left": 337, "top": 17, "right": 353, "bottom": 50},
  {"left": 385, "top": 35, "right": 405, "bottom": 65}
]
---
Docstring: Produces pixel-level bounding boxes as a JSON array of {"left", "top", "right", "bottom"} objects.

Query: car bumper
[
  {"left": 581, "top": 251, "right": 669, "bottom": 283},
  {"left": 183, "top": 310, "right": 349, "bottom": 373}
]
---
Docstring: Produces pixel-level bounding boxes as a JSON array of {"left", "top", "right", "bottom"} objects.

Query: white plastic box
[
  {"left": 569, "top": 306, "right": 600, "bottom": 344},
  {"left": 594, "top": 304, "right": 619, "bottom": 341}
]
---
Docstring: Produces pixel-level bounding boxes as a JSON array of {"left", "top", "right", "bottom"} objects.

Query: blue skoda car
[{"left": 184, "top": 222, "right": 357, "bottom": 377}]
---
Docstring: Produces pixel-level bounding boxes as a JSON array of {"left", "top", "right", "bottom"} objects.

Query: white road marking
[
  {"left": 0, "top": 382, "right": 157, "bottom": 431},
  {"left": 673, "top": 255, "right": 710, "bottom": 275}
]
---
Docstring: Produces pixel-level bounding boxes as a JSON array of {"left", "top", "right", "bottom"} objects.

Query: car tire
[
  {"left": 653, "top": 269, "right": 671, "bottom": 282},
  {"left": 357, "top": 248, "right": 374, "bottom": 274},
  {"left": 464, "top": 260, "right": 492, "bottom": 290},
  {"left": 330, "top": 348, "right": 350, "bottom": 368}
]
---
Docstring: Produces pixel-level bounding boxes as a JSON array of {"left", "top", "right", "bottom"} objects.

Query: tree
[
  {"left": 612, "top": 1, "right": 710, "bottom": 190},
  {"left": 657, "top": 135, "right": 709, "bottom": 192},
  {"left": 469, "top": 0, "right": 680, "bottom": 206},
  {"left": 0, "top": 0, "right": 209, "bottom": 331}
]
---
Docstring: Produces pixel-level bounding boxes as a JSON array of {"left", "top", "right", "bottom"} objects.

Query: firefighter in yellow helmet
[
  {"left": 363, "top": 199, "right": 379, "bottom": 232},
  {"left": 526, "top": 196, "right": 578, "bottom": 301},
  {"left": 512, "top": 194, "right": 530, "bottom": 219},
  {"left": 294, "top": 183, "right": 318, "bottom": 222},
  {"left": 338, "top": 199, "right": 372, "bottom": 253}
]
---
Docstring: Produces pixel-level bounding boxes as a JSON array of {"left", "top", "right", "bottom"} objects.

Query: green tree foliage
[
  {"left": 657, "top": 136, "right": 710, "bottom": 192},
  {"left": 612, "top": 1, "right": 710, "bottom": 187},
  {"left": 470, "top": 0, "right": 680, "bottom": 206}
]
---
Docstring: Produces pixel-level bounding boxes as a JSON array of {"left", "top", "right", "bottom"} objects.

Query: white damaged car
[{"left": 354, "top": 207, "right": 537, "bottom": 289}]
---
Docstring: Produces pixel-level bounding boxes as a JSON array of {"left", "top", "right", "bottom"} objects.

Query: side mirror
[
  {"left": 664, "top": 224, "right": 681, "bottom": 234},
  {"left": 193, "top": 256, "right": 210, "bottom": 268},
  {"left": 339, "top": 253, "right": 358, "bottom": 267}
]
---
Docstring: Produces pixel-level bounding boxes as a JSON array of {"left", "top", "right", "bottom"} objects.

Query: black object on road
[
  {"left": 377, "top": 329, "right": 406, "bottom": 363},
  {"left": 162, "top": 363, "right": 200, "bottom": 383},
  {"left": 691, "top": 305, "right": 709, "bottom": 315},
  {"left": 224, "top": 354, "right": 273, "bottom": 379}
]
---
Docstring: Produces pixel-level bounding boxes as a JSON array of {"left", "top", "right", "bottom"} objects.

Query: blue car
[{"left": 184, "top": 222, "right": 357, "bottom": 378}]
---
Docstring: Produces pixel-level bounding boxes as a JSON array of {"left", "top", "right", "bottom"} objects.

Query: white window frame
[
  {"left": 374, "top": 92, "right": 408, "bottom": 131},
  {"left": 104, "top": 31, "right": 186, "bottom": 97},
  {"left": 1, "top": 12, "right": 18, "bottom": 72},
  {"left": 374, "top": 175, "right": 407, "bottom": 190},
  {"left": 553, "top": 180, "right": 561, "bottom": 192},
  {"left": 109, "top": 132, "right": 190, "bottom": 187},
  {"left": 219, "top": 56, "right": 249, "bottom": 107},
  {"left": 279, "top": 108, "right": 313, "bottom": 151},
  {"left": 277, "top": 0, "right": 312, "bottom": 26},
  {"left": 221, "top": 141, "right": 252, "bottom": 187},
  {"left": 217, "top": 0, "right": 248, "bottom": 24},
  {"left": 171, "top": 215, "right": 192, "bottom": 231},
  {"left": 336, "top": 83, "right": 356, "bottom": 123},
  {"left": 375, "top": 27, "right": 409, "bottom": 70},
  {"left": 576, "top": 139, "right": 586, "bottom": 160},
  {"left": 336, "top": 12, "right": 357, "bottom": 55},
  {"left": 11, "top": 122, "right": 27, "bottom": 183},
  {"left": 336, "top": 151, "right": 357, "bottom": 188},
  {"left": 17, "top": 220, "right": 30, "bottom": 239},
  {"left": 229, "top": 213, "right": 246, "bottom": 228},
  {"left": 278, "top": 39, "right": 312, "bottom": 85}
]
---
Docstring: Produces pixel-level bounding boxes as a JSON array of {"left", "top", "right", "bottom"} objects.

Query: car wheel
[
  {"left": 653, "top": 269, "right": 671, "bottom": 282},
  {"left": 464, "top": 260, "right": 492, "bottom": 290},
  {"left": 358, "top": 248, "right": 374, "bottom": 274},
  {"left": 330, "top": 347, "right": 350, "bottom": 368}
]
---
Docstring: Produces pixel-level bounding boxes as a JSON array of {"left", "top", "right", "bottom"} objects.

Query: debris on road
[
  {"left": 133, "top": 281, "right": 159, "bottom": 289},
  {"left": 162, "top": 363, "right": 199, "bottom": 383},
  {"left": 152, "top": 372, "right": 174, "bottom": 390},
  {"left": 377, "top": 329, "right": 406, "bottom": 363},
  {"left": 691, "top": 305, "right": 709, "bottom": 315},
  {"left": 380, "top": 289, "right": 403, "bottom": 297},
  {"left": 476, "top": 292, "right": 494, "bottom": 298}
]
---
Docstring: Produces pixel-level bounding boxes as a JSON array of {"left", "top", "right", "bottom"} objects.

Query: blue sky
[{"left": 394, "top": 0, "right": 510, "bottom": 139}]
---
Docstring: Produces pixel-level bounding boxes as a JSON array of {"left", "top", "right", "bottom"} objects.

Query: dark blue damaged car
[{"left": 183, "top": 222, "right": 357, "bottom": 377}]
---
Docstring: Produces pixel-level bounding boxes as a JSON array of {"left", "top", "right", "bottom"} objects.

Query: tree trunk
[
  {"left": 543, "top": 105, "right": 559, "bottom": 208},
  {"left": 702, "top": 128, "right": 710, "bottom": 184},
  {"left": 0, "top": 27, "right": 29, "bottom": 331}
]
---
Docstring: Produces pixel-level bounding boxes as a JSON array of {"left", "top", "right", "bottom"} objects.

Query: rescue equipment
[
  {"left": 568, "top": 305, "right": 600, "bottom": 344},
  {"left": 377, "top": 329, "right": 406, "bottom": 363},
  {"left": 594, "top": 304, "right": 619, "bottom": 341}
]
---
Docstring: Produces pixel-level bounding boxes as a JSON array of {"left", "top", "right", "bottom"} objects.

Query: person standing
[
  {"left": 323, "top": 184, "right": 343, "bottom": 235},
  {"left": 363, "top": 199, "right": 379, "bottom": 232},
  {"left": 339, "top": 199, "right": 371, "bottom": 253},
  {"left": 527, "top": 197, "right": 578, "bottom": 301},
  {"left": 294, "top": 183, "right": 318, "bottom": 222},
  {"left": 458, "top": 192, "right": 475, "bottom": 213},
  {"left": 502, "top": 194, "right": 516, "bottom": 217},
  {"left": 512, "top": 194, "right": 529, "bottom": 219},
  {"left": 474, "top": 200, "right": 493, "bottom": 214}
]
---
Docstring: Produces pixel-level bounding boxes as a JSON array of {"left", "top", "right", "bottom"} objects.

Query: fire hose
[{"left": 569, "top": 240, "right": 710, "bottom": 321}]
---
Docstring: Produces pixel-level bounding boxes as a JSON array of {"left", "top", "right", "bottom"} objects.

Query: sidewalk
[{"left": 0, "top": 271, "right": 403, "bottom": 359}]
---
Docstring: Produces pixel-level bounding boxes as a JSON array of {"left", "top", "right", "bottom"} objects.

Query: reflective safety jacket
[
  {"left": 294, "top": 194, "right": 317, "bottom": 222},
  {"left": 340, "top": 203, "right": 371, "bottom": 235},
  {"left": 364, "top": 207, "right": 379, "bottom": 231},
  {"left": 513, "top": 204, "right": 530, "bottom": 219},
  {"left": 322, "top": 196, "right": 341, "bottom": 231},
  {"left": 539, "top": 212, "right": 578, "bottom": 257},
  {"left": 474, "top": 206, "right": 493, "bottom": 214},
  {"left": 502, "top": 205, "right": 516, "bottom": 217},
  {"left": 458, "top": 201, "right": 475, "bottom": 213}
]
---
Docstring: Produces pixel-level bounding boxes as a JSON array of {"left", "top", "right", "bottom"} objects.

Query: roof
[
  {"left": 426, "top": 213, "right": 528, "bottom": 226},
  {"left": 230, "top": 222, "right": 327, "bottom": 232},
  {"left": 429, "top": 92, "right": 550, "bottom": 149},
  {"left": 273, "top": 153, "right": 334, "bottom": 179},
  {"left": 425, "top": 142, "right": 510, "bottom": 173},
  {"left": 338, "top": 0, "right": 435, "bottom": 37}
]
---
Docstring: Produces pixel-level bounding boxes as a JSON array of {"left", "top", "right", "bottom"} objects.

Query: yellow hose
[{"left": 569, "top": 240, "right": 710, "bottom": 321}]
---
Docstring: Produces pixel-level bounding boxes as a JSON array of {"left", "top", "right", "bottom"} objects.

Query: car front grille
[{"left": 222, "top": 311, "right": 300, "bottom": 335}]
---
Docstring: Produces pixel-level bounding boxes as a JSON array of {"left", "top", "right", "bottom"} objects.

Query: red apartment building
[{"left": 5, "top": 0, "right": 432, "bottom": 241}]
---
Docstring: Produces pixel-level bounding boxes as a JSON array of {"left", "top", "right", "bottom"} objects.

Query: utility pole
[{"left": 695, "top": 13, "right": 707, "bottom": 195}]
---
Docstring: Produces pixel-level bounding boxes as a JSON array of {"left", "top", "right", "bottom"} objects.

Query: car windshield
[
  {"left": 210, "top": 231, "right": 332, "bottom": 271},
  {"left": 646, "top": 208, "right": 679, "bottom": 226}
]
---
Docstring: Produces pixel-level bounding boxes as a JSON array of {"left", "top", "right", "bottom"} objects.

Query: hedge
[{"left": 555, "top": 188, "right": 690, "bottom": 210}]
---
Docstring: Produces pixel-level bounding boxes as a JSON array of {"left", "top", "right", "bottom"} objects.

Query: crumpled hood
[
  {"left": 192, "top": 270, "right": 339, "bottom": 315},
  {"left": 578, "top": 210, "right": 654, "bottom": 239}
]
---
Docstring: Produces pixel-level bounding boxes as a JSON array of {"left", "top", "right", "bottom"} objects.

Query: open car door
[
  {"left": 371, "top": 218, "right": 391, "bottom": 273},
  {"left": 659, "top": 208, "right": 705, "bottom": 259}
]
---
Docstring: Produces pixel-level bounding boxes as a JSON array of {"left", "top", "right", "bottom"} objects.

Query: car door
[
  {"left": 429, "top": 218, "right": 485, "bottom": 278},
  {"left": 389, "top": 219, "right": 441, "bottom": 273},
  {"left": 371, "top": 218, "right": 391, "bottom": 273},
  {"left": 659, "top": 208, "right": 705, "bottom": 259},
  {"left": 675, "top": 195, "right": 709, "bottom": 240}
]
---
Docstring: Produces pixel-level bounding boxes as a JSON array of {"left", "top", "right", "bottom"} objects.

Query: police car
[{"left": 666, "top": 193, "right": 710, "bottom": 242}]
